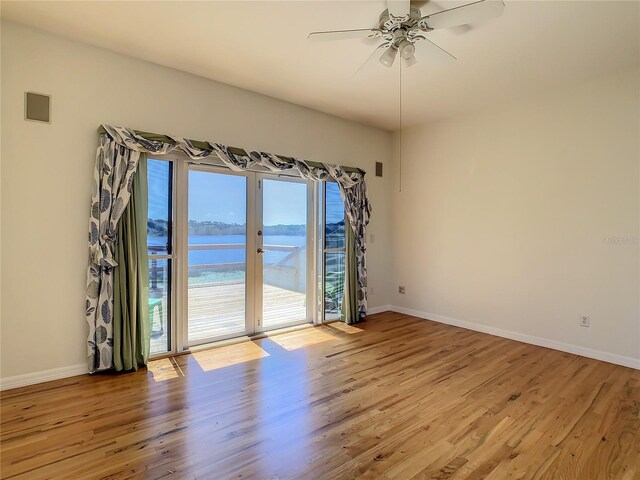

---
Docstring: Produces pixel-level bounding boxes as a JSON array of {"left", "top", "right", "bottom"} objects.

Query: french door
[
  {"left": 256, "top": 175, "right": 314, "bottom": 332},
  {"left": 184, "top": 166, "right": 313, "bottom": 346}
]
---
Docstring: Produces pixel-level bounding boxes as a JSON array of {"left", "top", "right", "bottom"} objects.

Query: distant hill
[
  {"left": 148, "top": 219, "right": 170, "bottom": 236},
  {"left": 148, "top": 219, "right": 336, "bottom": 237}
]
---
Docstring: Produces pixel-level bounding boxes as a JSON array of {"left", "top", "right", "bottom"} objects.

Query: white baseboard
[
  {"left": 367, "top": 304, "right": 393, "bottom": 315},
  {"left": 388, "top": 305, "right": 640, "bottom": 370},
  {"left": 3, "top": 306, "right": 636, "bottom": 390},
  {"left": 1, "top": 363, "right": 88, "bottom": 391}
]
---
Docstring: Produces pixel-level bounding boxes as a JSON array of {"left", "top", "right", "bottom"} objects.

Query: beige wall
[
  {"left": 391, "top": 67, "right": 640, "bottom": 362},
  {"left": 0, "top": 22, "right": 393, "bottom": 379}
]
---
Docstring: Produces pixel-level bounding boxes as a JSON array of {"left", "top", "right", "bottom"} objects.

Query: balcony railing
[{"left": 148, "top": 243, "right": 304, "bottom": 290}]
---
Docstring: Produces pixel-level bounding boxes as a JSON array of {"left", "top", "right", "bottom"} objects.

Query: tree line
[{"left": 149, "top": 219, "right": 309, "bottom": 236}]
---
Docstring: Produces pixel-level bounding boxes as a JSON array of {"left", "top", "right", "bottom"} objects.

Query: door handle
[{"left": 257, "top": 248, "right": 264, "bottom": 254}]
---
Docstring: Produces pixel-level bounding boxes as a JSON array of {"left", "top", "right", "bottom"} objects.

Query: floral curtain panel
[
  {"left": 86, "top": 130, "right": 173, "bottom": 373},
  {"left": 86, "top": 125, "right": 371, "bottom": 372},
  {"left": 86, "top": 138, "right": 140, "bottom": 373},
  {"left": 333, "top": 177, "right": 370, "bottom": 319}
]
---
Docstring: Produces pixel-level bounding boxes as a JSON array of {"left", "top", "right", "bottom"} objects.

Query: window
[
  {"left": 147, "top": 159, "right": 173, "bottom": 354},
  {"left": 323, "top": 182, "right": 346, "bottom": 321}
]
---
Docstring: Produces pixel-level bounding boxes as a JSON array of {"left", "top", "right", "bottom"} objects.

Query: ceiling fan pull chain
[{"left": 399, "top": 55, "right": 403, "bottom": 192}]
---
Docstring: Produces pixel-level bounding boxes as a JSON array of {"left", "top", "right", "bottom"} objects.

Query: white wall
[
  {"left": 391, "top": 67, "right": 640, "bottom": 365},
  {"left": 0, "top": 22, "right": 393, "bottom": 381}
]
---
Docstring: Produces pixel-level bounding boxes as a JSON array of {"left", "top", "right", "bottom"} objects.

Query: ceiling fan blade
[
  {"left": 422, "top": 0, "right": 504, "bottom": 29},
  {"left": 451, "top": 24, "right": 473, "bottom": 34},
  {"left": 362, "top": 35, "right": 382, "bottom": 46},
  {"left": 353, "top": 44, "right": 388, "bottom": 77},
  {"left": 414, "top": 38, "right": 456, "bottom": 66},
  {"left": 308, "top": 28, "right": 378, "bottom": 42},
  {"left": 425, "top": 1, "right": 474, "bottom": 33},
  {"left": 387, "top": 0, "right": 411, "bottom": 18}
]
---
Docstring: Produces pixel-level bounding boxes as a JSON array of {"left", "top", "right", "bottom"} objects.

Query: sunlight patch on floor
[
  {"left": 148, "top": 358, "right": 183, "bottom": 382},
  {"left": 269, "top": 327, "right": 337, "bottom": 351},
  {"left": 325, "top": 322, "right": 364, "bottom": 335},
  {"left": 192, "top": 341, "right": 270, "bottom": 372}
]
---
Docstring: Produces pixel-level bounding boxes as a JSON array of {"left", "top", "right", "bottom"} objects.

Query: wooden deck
[
  {"left": 151, "top": 282, "right": 307, "bottom": 352},
  {"left": 188, "top": 281, "right": 307, "bottom": 341},
  {"left": 2, "top": 312, "right": 638, "bottom": 479}
]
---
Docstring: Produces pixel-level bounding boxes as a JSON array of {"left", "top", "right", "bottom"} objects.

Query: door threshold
[{"left": 185, "top": 322, "right": 315, "bottom": 354}]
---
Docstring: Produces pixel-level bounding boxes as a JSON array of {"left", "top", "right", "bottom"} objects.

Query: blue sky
[
  {"left": 325, "top": 181, "right": 345, "bottom": 225},
  {"left": 188, "top": 170, "right": 249, "bottom": 223},
  {"left": 148, "top": 159, "right": 344, "bottom": 225},
  {"left": 148, "top": 160, "right": 171, "bottom": 221}
]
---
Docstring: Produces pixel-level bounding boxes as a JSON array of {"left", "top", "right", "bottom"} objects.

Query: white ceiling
[{"left": 2, "top": 1, "right": 639, "bottom": 131}]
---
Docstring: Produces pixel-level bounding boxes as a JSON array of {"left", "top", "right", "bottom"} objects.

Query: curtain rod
[{"left": 96, "top": 126, "right": 366, "bottom": 176}]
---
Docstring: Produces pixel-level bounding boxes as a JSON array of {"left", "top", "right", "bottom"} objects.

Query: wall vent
[{"left": 25, "top": 92, "right": 51, "bottom": 123}]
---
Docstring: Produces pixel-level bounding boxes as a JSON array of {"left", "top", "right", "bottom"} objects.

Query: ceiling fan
[{"left": 308, "top": 0, "right": 505, "bottom": 70}]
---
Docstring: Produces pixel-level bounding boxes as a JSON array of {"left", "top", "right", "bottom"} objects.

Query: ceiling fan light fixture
[
  {"left": 404, "top": 54, "right": 417, "bottom": 67},
  {"left": 379, "top": 45, "right": 397, "bottom": 67},
  {"left": 398, "top": 39, "right": 415, "bottom": 59}
]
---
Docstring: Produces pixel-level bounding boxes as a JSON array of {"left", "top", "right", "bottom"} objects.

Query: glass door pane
[
  {"left": 187, "top": 169, "right": 248, "bottom": 343},
  {"left": 147, "top": 159, "right": 173, "bottom": 355},
  {"left": 323, "top": 182, "right": 346, "bottom": 321},
  {"left": 260, "top": 178, "right": 309, "bottom": 330}
]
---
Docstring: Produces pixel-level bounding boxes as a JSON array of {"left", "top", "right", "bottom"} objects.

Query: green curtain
[
  {"left": 341, "top": 222, "right": 359, "bottom": 324},
  {"left": 113, "top": 154, "right": 150, "bottom": 371}
]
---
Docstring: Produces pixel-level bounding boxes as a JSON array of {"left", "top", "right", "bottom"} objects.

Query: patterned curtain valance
[{"left": 97, "top": 125, "right": 366, "bottom": 176}]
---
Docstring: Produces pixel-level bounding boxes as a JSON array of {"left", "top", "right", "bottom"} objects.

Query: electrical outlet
[
  {"left": 369, "top": 286, "right": 375, "bottom": 295},
  {"left": 579, "top": 315, "right": 590, "bottom": 327},
  {"left": 398, "top": 286, "right": 406, "bottom": 295},
  {"left": 369, "top": 233, "right": 376, "bottom": 244}
]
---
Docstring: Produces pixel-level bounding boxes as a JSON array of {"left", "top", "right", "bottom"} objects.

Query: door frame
[
  {"left": 320, "top": 181, "right": 347, "bottom": 323},
  {"left": 254, "top": 173, "right": 316, "bottom": 333},
  {"left": 150, "top": 151, "right": 321, "bottom": 355},
  {"left": 145, "top": 156, "right": 177, "bottom": 356},
  {"left": 183, "top": 163, "right": 258, "bottom": 347}
]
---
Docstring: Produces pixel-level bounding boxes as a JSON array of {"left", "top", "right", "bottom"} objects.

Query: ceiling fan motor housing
[
  {"left": 378, "top": 7, "right": 425, "bottom": 48},
  {"left": 379, "top": 7, "right": 422, "bottom": 31}
]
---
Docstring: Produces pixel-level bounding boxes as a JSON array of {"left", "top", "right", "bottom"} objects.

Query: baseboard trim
[
  {"left": 367, "top": 305, "right": 393, "bottom": 315},
  {"left": 1, "top": 363, "right": 88, "bottom": 391},
  {"left": 3, "top": 306, "right": 636, "bottom": 390},
  {"left": 388, "top": 305, "right": 640, "bottom": 370}
]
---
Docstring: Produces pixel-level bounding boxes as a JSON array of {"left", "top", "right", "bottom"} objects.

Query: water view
[{"left": 149, "top": 232, "right": 307, "bottom": 284}]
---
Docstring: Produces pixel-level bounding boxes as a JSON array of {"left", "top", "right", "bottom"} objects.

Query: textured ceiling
[{"left": 2, "top": 0, "right": 639, "bottom": 130}]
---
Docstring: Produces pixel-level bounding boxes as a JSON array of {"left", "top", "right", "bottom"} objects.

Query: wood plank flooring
[{"left": 1, "top": 312, "right": 639, "bottom": 479}]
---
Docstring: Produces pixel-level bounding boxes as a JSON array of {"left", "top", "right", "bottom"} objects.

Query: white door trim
[
  {"left": 185, "top": 163, "right": 257, "bottom": 346},
  {"left": 255, "top": 173, "right": 314, "bottom": 333}
]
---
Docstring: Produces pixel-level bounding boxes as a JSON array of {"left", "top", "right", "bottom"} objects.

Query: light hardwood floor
[{"left": 1, "top": 312, "right": 639, "bottom": 479}]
